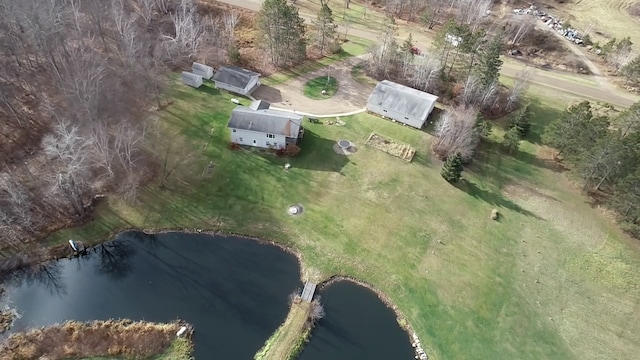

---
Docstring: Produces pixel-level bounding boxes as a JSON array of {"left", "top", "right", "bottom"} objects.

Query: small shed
[
  {"left": 366, "top": 80, "right": 438, "bottom": 129},
  {"left": 182, "top": 71, "right": 203, "bottom": 88},
  {"left": 191, "top": 62, "right": 214, "bottom": 80},
  {"left": 213, "top": 66, "right": 261, "bottom": 96}
]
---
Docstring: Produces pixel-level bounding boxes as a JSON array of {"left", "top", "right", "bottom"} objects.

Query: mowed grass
[
  {"left": 261, "top": 35, "right": 372, "bottom": 86},
  {"left": 303, "top": 76, "right": 339, "bottom": 99},
  {"left": 295, "top": 0, "right": 388, "bottom": 32},
  {"left": 554, "top": 0, "right": 640, "bottom": 45},
  {"left": 47, "top": 77, "right": 640, "bottom": 360}
]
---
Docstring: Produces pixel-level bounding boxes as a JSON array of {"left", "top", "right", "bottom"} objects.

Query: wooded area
[{"left": 0, "top": 0, "right": 229, "bottom": 253}]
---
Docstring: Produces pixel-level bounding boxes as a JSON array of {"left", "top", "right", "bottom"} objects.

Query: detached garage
[{"left": 366, "top": 80, "right": 438, "bottom": 129}]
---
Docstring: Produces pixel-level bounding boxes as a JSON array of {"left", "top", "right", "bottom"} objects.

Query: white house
[
  {"left": 366, "top": 80, "right": 438, "bottom": 129},
  {"left": 181, "top": 71, "right": 203, "bottom": 88},
  {"left": 227, "top": 100, "right": 303, "bottom": 149},
  {"left": 213, "top": 66, "right": 261, "bottom": 96},
  {"left": 191, "top": 62, "right": 214, "bottom": 79}
]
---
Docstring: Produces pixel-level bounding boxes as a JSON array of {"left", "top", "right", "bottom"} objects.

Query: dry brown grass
[
  {"left": 365, "top": 133, "right": 416, "bottom": 162},
  {"left": 0, "top": 319, "right": 187, "bottom": 360}
]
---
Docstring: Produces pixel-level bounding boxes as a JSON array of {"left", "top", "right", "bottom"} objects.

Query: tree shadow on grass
[
  {"left": 457, "top": 179, "right": 546, "bottom": 221},
  {"left": 525, "top": 98, "right": 565, "bottom": 145}
]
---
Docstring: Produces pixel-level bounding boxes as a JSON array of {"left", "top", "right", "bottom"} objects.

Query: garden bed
[{"left": 365, "top": 133, "right": 416, "bottom": 162}]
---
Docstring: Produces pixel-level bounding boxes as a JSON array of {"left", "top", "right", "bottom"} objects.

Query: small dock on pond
[{"left": 300, "top": 282, "right": 316, "bottom": 302}]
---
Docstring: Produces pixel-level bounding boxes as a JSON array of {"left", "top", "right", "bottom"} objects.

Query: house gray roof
[
  {"left": 367, "top": 80, "right": 439, "bottom": 120},
  {"left": 227, "top": 107, "right": 303, "bottom": 137},
  {"left": 250, "top": 99, "right": 271, "bottom": 110},
  {"left": 213, "top": 66, "right": 260, "bottom": 89}
]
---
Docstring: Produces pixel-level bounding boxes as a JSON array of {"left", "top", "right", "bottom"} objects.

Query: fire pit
[{"left": 338, "top": 140, "right": 352, "bottom": 149}]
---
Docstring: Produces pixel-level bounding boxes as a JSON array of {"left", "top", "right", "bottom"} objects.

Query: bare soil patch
[
  {"left": 365, "top": 133, "right": 415, "bottom": 162},
  {"left": 0, "top": 319, "right": 191, "bottom": 360}
]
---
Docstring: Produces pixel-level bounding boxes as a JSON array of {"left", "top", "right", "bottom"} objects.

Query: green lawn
[
  {"left": 304, "top": 76, "right": 339, "bottom": 99},
  {"left": 48, "top": 77, "right": 640, "bottom": 360},
  {"left": 261, "top": 35, "right": 372, "bottom": 86}
]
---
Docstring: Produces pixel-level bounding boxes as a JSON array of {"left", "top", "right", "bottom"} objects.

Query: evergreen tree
[
  {"left": 258, "top": 0, "right": 307, "bottom": 67},
  {"left": 544, "top": 101, "right": 608, "bottom": 158},
  {"left": 441, "top": 152, "right": 464, "bottom": 183},
  {"left": 475, "top": 114, "right": 492, "bottom": 138},
  {"left": 508, "top": 103, "right": 531, "bottom": 137},
  {"left": 502, "top": 126, "right": 521, "bottom": 154},
  {"left": 312, "top": 2, "right": 338, "bottom": 56},
  {"left": 476, "top": 34, "right": 503, "bottom": 88}
]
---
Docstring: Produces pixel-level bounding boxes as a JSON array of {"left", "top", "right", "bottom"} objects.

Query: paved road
[{"left": 218, "top": 0, "right": 639, "bottom": 108}]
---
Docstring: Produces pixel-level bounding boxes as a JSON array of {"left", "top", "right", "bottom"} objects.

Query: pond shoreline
[{"left": 1, "top": 227, "right": 426, "bottom": 360}]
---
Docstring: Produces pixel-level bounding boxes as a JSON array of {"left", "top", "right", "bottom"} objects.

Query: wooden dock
[{"left": 300, "top": 282, "right": 317, "bottom": 303}]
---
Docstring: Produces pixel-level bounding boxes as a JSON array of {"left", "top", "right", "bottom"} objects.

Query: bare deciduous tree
[
  {"left": 506, "top": 67, "right": 532, "bottom": 111},
  {"left": 507, "top": 16, "right": 534, "bottom": 47},
  {"left": 432, "top": 105, "right": 479, "bottom": 161},
  {"left": 223, "top": 9, "right": 241, "bottom": 41},
  {"left": 409, "top": 55, "right": 441, "bottom": 92}
]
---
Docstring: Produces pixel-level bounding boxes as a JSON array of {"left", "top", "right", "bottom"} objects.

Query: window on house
[
  {"left": 383, "top": 109, "right": 387, "bottom": 112},
  {"left": 239, "top": 137, "right": 243, "bottom": 142},
  {"left": 232, "top": 129, "right": 237, "bottom": 132},
  {"left": 267, "top": 134, "right": 275, "bottom": 138},
  {"left": 404, "top": 117, "right": 409, "bottom": 120}
]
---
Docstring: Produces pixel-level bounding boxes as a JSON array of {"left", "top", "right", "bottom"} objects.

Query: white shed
[
  {"left": 182, "top": 71, "right": 203, "bottom": 88},
  {"left": 191, "top": 62, "right": 214, "bottom": 80},
  {"left": 366, "top": 80, "right": 438, "bottom": 129},
  {"left": 213, "top": 66, "right": 261, "bottom": 96}
]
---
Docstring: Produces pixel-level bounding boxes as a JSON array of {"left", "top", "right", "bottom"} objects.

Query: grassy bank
[
  {"left": 43, "top": 76, "right": 640, "bottom": 360},
  {"left": 254, "top": 301, "right": 312, "bottom": 360},
  {"left": 0, "top": 320, "right": 192, "bottom": 360}
]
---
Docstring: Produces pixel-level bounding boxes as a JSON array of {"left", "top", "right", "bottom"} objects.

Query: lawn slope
[{"left": 47, "top": 80, "right": 640, "bottom": 360}]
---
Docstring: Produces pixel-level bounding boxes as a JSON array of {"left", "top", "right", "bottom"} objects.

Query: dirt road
[{"left": 218, "top": 0, "right": 639, "bottom": 108}]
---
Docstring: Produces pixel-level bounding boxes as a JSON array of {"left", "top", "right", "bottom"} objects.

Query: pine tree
[
  {"left": 258, "top": 0, "right": 307, "bottom": 67},
  {"left": 503, "top": 126, "right": 521, "bottom": 154},
  {"left": 476, "top": 35, "right": 503, "bottom": 88},
  {"left": 312, "top": 2, "right": 338, "bottom": 56},
  {"left": 441, "top": 153, "right": 464, "bottom": 183},
  {"left": 475, "top": 114, "right": 492, "bottom": 138},
  {"left": 508, "top": 103, "right": 531, "bottom": 137}
]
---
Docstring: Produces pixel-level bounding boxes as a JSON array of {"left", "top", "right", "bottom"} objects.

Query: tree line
[
  {"left": 545, "top": 101, "right": 640, "bottom": 238},
  {"left": 0, "top": 0, "right": 229, "bottom": 253}
]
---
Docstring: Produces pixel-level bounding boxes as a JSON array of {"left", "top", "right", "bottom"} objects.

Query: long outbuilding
[{"left": 366, "top": 80, "right": 438, "bottom": 129}]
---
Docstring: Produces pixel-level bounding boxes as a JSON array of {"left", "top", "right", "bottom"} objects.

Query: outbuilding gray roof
[
  {"left": 367, "top": 80, "right": 438, "bottom": 120},
  {"left": 227, "top": 107, "right": 303, "bottom": 137},
  {"left": 213, "top": 66, "right": 260, "bottom": 89}
]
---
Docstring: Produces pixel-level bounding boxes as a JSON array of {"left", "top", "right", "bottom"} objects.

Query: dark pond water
[
  {"left": 3, "top": 232, "right": 302, "bottom": 359},
  {"left": 298, "top": 281, "right": 415, "bottom": 360}
]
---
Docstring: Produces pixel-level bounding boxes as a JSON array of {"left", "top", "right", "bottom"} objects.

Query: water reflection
[
  {"left": 3, "top": 232, "right": 302, "bottom": 359},
  {"left": 298, "top": 281, "right": 414, "bottom": 360}
]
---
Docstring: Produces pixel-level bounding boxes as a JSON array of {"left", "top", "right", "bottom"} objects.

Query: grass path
[
  {"left": 46, "top": 78, "right": 640, "bottom": 360},
  {"left": 254, "top": 302, "right": 312, "bottom": 360}
]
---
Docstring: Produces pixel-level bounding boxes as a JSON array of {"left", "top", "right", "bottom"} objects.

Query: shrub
[
  {"left": 228, "top": 142, "right": 240, "bottom": 150},
  {"left": 276, "top": 144, "right": 301, "bottom": 157}
]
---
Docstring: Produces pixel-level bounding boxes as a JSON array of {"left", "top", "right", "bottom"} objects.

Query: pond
[
  {"left": 2, "top": 232, "right": 415, "bottom": 359},
  {"left": 298, "top": 281, "right": 415, "bottom": 360},
  {"left": 2, "top": 232, "right": 302, "bottom": 359}
]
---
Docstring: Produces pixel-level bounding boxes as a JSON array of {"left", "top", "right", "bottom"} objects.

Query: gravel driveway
[{"left": 252, "top": 56, "right": 376, "bottom": 115}]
